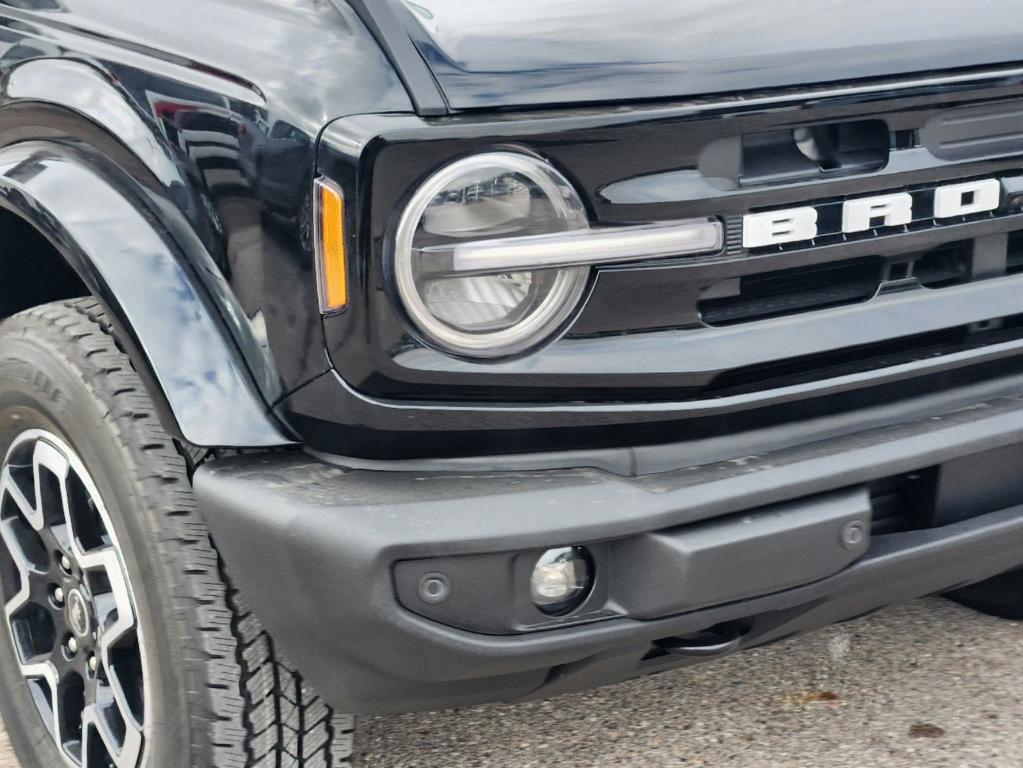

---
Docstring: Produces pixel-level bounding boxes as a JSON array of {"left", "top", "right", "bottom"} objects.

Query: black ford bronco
[{"left": 2, "top": 1, "right": 1023, "bottom": 766}]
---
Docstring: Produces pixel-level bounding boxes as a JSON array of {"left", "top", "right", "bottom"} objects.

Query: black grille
[
  {"left": 707, "top": 314, "right": 1023, "bottom": 397},
  {"left": 869, "top": 470, "right": 938, "bottom": 536},
  {"left": 699, "top": 241, "right": 975, "bottom": 327},
  {"left": 1007, "top": 232, "right": 1023, "bottom": 273},
  {"left": 700, "top": 258, "right": 884, "bottom": 326}
]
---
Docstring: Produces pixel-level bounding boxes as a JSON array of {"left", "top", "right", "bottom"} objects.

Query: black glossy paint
[
  {"left": 2, "top": 0, "right": 1023, "bottom": 463},
  {"left": 0, "top": 0, "right": 411, "bottom": 446},
  {"left": 0, "top": 140, "right": 290, "bottom": 446},
  {"left": 385, "top": 0, "right": 1023, "bottom": 110},
  {"left": 298, "top": 69, "right": 1023, "bottom": 457}
]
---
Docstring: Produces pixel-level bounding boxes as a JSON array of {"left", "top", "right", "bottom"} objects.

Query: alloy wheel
[{"left": 0, "top": 430, "right": 148, "bottom": 768}]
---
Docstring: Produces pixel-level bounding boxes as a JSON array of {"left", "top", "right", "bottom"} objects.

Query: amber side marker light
[{"left": 314, "top": 178, "right": 348, "bottom": 313}]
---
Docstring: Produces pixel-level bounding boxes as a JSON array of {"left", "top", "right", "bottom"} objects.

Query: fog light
[{"left": 530, "top": 547, "right": 593, "bottom": 616}]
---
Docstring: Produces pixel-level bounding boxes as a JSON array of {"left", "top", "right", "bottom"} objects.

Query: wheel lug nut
[
  {"left": 66, "top": 637, "right": 79, "bottom": 656},
  {"left": 60, "top": 555, "right": 72, "bottom": 572},
  {"left": 52, "top": 587, "right": 65, "bottom": 606},
  {"left": 87, "top": 655, "right": 97, "bottom": 674}
]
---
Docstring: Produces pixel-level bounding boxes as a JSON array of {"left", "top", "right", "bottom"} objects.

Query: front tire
[{"left": 0, "top": 299, "right": 356, "bottom": 767}]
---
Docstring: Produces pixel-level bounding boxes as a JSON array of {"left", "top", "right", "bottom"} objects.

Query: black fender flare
[
  {"left": 0, "top": 57, "right": 294, "bottom": 447},
  {"left": 0, "top": 140, "right": 294, "bottom": 447}
]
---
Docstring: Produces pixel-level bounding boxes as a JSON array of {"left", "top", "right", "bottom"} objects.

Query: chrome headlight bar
[{"left": 391, "top": 152, "right": 722, "bottom": 359}]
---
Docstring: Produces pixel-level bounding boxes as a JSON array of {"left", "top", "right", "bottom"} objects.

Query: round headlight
[{"left": 392, "top": 153, "right": 590, "bottom": 359}]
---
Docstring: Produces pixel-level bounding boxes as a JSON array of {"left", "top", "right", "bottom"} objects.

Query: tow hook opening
[{"left": 646, "top": 622, "right": 747, "bottom": 661}]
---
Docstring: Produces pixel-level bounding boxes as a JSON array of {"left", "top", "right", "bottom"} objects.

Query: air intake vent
[
  {"left": 922, "top": 100, "right": 1023, "bottom": 161},
  {"left": 699, "top": 242, "right": 973, "bottom": 327},
  {"left": 700, "top": 258, "right": 884, "bottom": 326}
]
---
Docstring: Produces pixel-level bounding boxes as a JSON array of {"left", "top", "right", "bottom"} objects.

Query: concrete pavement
[{"left": 1, "top": 598, "right": 1020, "bottom": 767}]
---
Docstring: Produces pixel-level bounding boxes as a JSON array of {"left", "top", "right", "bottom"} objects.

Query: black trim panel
[{"left": 200, "top": 388, "right": 1023, "bottom": 712}]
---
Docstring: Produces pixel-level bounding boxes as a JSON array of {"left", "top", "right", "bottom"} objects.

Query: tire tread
[{"left": 2, "top": 299, "right": 355, "bottom": 767}]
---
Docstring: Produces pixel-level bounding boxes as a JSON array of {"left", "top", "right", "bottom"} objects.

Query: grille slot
[
  {"left": 1007, "top": 232, "right": 1023, "bottom": 274},
  {"left": 869, "top": 470, "right": 938, "bottom": 536},
  {"left": 707, "top": 313, "right": 1023, "bottom": 397},
  {"left": 700, "top": 258, "right": 884, "bottom": 326},
  {"left": 700, "top": 242, "right": 973, "bottom": 327}
]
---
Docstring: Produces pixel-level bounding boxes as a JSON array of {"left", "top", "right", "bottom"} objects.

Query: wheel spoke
[
  {"left": 83, "top": 549, "right": 142, "bottom": 732},
  {"left": 82, "top": 549, "right": 135, "bottom": 648},
  {"left": 54, "top": 669, "right": 87, "bottom": 763},
  {"left": 0, "top": 516, "right": 42, "bottom": 572},
  {"left": 82, "top": 694, "right": 142, "bottom": 768},
  {"left": 20, "top": 660, "right": 60, "bottom": 739},
  {"left": 32, "top": 440, "right": 70, "bottom": 499},
  {"left": 0, "top": 465, "right": 36, "bottom": 523},
  {"left": 33, "top": 440, "right": 73, "bottom": 553},
  {"left": 0, "top": 519, "right": 34, "bottom": 618}
]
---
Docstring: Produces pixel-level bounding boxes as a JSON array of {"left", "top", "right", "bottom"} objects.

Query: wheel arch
[
  {"left": 0, "top": 143, "right": 294, "bottom": 448},
  {"left": 0, "top": 92, "right": 295, "bottom": 449},
  {"left": 0, "top": 210, "right": 88, "bottom": 317},
  {"left": 0, "top": 58, "right": 295, "bottom": 448}
]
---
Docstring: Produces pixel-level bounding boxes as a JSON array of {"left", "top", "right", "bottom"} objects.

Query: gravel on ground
[{"left": 358, "top": 598, "right": 1022, "bottom": 768}]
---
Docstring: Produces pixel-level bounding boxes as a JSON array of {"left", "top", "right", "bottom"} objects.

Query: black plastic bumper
[{"left": 195, "top": 391, "right": 1023, "bottom": 714}]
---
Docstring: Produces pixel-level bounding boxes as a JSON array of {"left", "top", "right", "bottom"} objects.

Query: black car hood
[{"left": 388, "top": 0, "right": 1023, "bottom": 111}]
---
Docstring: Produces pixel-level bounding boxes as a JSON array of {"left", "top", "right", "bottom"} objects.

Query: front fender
[{"left": 0, "top": 140, "right": 294, "bottom": 447}]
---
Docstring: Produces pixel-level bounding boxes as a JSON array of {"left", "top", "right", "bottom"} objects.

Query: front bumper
[{"left": 196, "top": 389, "right": 1023, "bottom": 714}]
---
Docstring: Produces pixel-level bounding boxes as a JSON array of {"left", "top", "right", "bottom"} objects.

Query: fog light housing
[{"left": 530, "top": 547, "right": 593, "bottom": 616}]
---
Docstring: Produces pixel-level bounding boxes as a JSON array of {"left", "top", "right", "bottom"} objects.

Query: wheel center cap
[{"left": 65, "top": 589, "right": 92, "bottom": 639}]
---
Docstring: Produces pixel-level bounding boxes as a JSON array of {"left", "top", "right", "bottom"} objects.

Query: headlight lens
[
  {"left": 530, "top": 547, "right": 594, "bottom": 616},
  {"left": 392, "top": 153, "right": 590, "bottom": 359}
]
